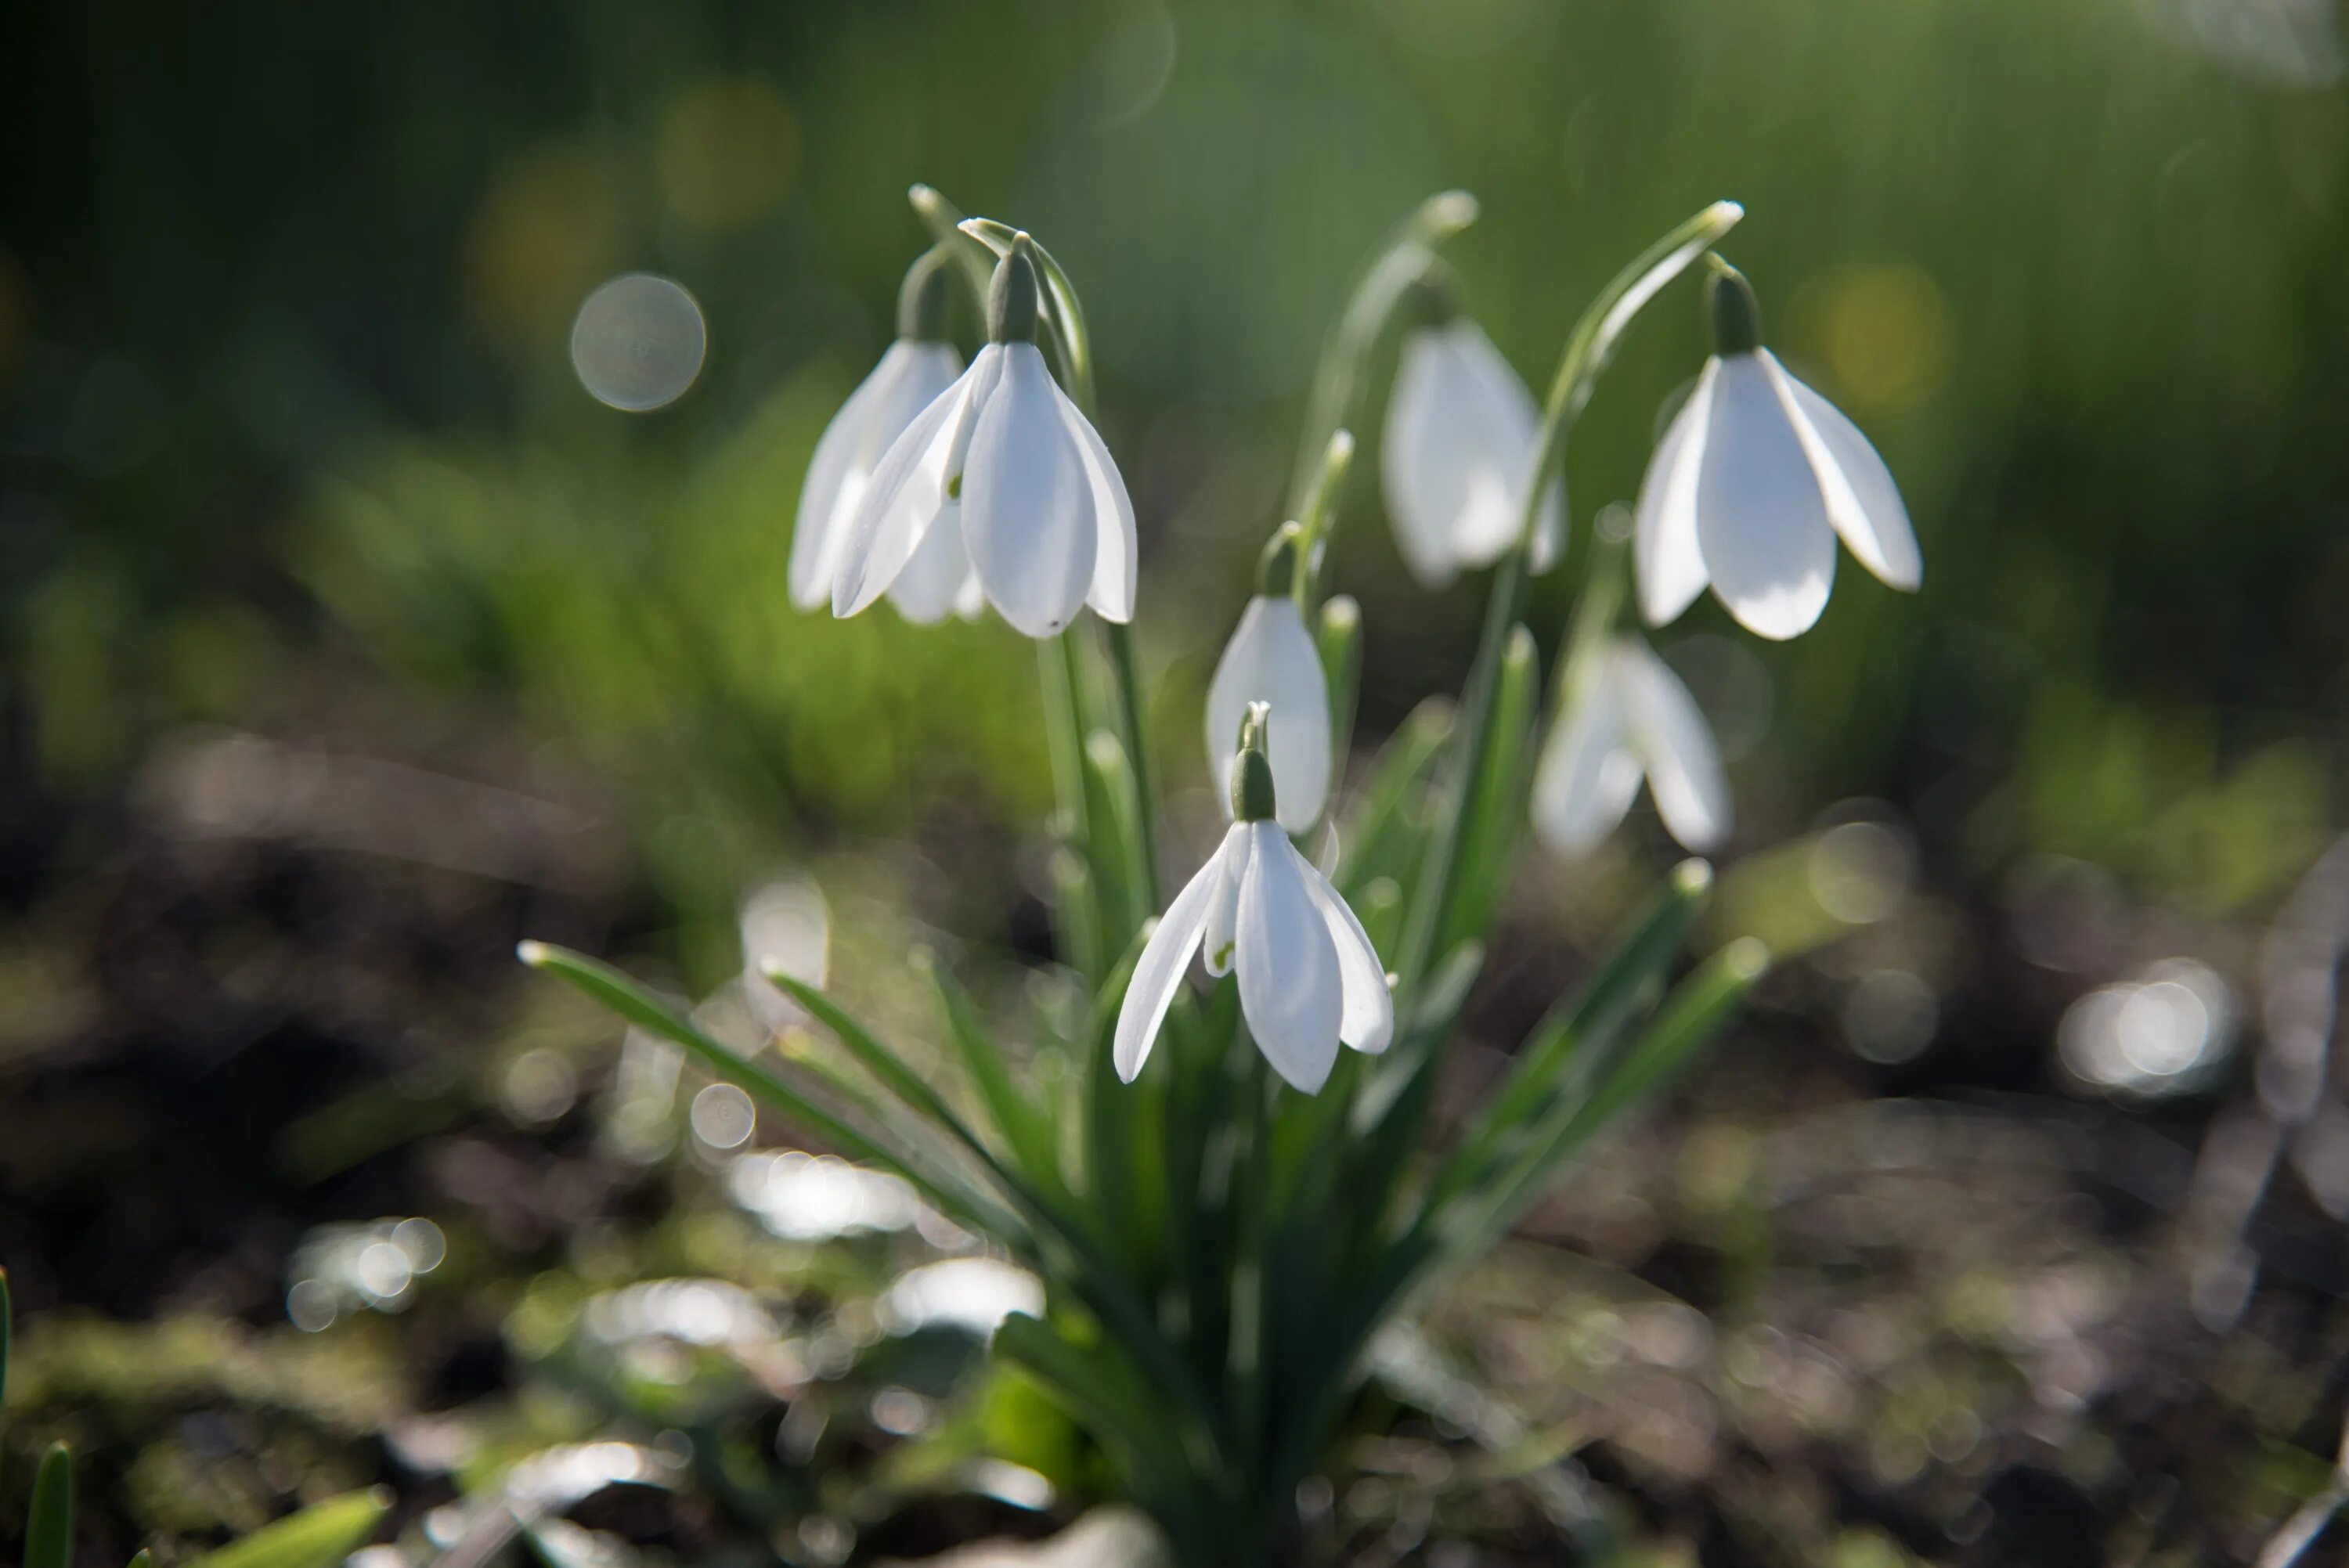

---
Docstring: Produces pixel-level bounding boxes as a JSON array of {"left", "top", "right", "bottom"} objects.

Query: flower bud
[
  {"left": 1707, "top": 258, "right": 1762, "bottom": 356},
  {"left": 897, "top": 247, "right": 955, "bottom": 344},
  {"left": 987, "top": 235, "right": 1041, "bottom": 345}
]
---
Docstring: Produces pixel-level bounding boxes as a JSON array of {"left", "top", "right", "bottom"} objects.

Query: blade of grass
[
  {"left": 186, "top": 1489, "right": 392, "bottom": 1568},
  {"left": 922, "top": 953, "right": 1064, "bottom": 1193},
  {"left": 25, "top": 1444, "right": 72, "bottom": 1568}
]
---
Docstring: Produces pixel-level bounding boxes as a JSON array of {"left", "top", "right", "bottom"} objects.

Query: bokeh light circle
[{"left": 571, "top": 273, "right": 706, "bottom": 411}]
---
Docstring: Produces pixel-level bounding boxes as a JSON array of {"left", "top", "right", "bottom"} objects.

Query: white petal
[
  {"left": 1694, "top": 354, "right": 1836, "bottom": 640},
  {"left": 1761, "top": 351, "right": 1922, "bottom": 592},
  {"left": 1113, "top": 842, "right": 1224, "bottom": 1083},
  {"left": 1203, "top": 597, "right": 1331, "bottom": 834},
  {"left": 962, "top": 344, "right": 1095, "bottom": 638},
  {"left": 1436, "top": 321, "right": 1550, "bottom": 571},
  {"left": 886, "top": 502, "right": 973, "bottom": 623},
  {"left": 1202, "top": 823, "right": 1251, "bottom": 977},
  {"left": 951, "top": 570, "right": 986, "bottom": 622},
  {"left": 790, "top": 342, "right": 904, "bottom": 611},
  {"left": 1236, "top": 822, "right": 1341, "bottom": 1093},
  {"left": 1380, "top": 330, "right": 1467, "bottom": 589},
  {"left": 1634, "top": 360, "right": 1716, "bottom": 628},
  {"left": 1301, "top": 859, "right": 1392, "bottom": 1054},
  {"left": 1529, "top": 653, "right": 1643, "bottom": 854},
  {"left": 1619, "top": 640, "right": 1731, "bottom": 852},
  {"left": 1057, "top": 391, "right": 1138, "bottom": 624},
  {"left": 831, "top": 348, "right": 994, "bottom": 618}
]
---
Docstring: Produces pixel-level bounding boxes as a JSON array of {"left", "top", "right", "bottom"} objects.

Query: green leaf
[
  {"left": 24, "top": 1444, "right": 71, "bottom": 1568},
  {"left": 1316, "top": 596, "right": 1362, "bottom": 781},
  {"left": 1441, "top": 938, "right": 1767, "bottom": 1253},
  {"left": 1, "top": 1267, "right": 11, "bottom": 1437},
  {"left": 186, "top": 1489, "right": 392, "bottom": 1568},
  {"left": 126, "top": 1551, "right": 153, "bottom": 1568},
  {"left": 1430, "top": 860, "right": 1712, "bottom": 1210},
  {"left": 1337, "top": 696, "right": 1455, "bottom": 903},
  {"left": 1081, "top": 727, "right": 1152, "bottom": 946},
  {"left": 1436, "top": 624, "right": 1542, "bottom": 958},
  {"left": 517, "top": 942, "right": 1007, "bottom": 1236},
  {"left": 925, "top": 956, "right": 1064, "bottom": 1192}
]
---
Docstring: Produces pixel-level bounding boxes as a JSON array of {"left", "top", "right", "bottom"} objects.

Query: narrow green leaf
[
  {"left": 1442, "top": 939, "right": 1767, "bottom": 1253},
  {"left": 2, "top": 1266, "right": 12, "bottom": 1433},
  {"left": 991, "top": 1315, "right": 1205, "bottom": 1520},
  {"left": 126, "top": 1551, "right": 153, "bottom": 1568},
  {"left": 1081, "top": 728, "right": 1151, "bottom": 947},
  {"left": 1430, "top": 860, "right": 1712, "bottom": 1209},
  {"left": 1317, "top": 596, "right": 1362, "bottom": 782},
  {"left": 1436, "top": 624, "right": 1542, "bottom": 957},
  {"left": 24, "top": 1444, "right": 72, "bottom": 1568},
  {"left": 516, "top": 942, "right": 1003, "bottom": 1235},
  {"left": 923, "top": 955, "right": 1063, "bottom": 1191},
  {"left": 1337, "top": 696, "right": 1455, "bottom": 901},
  {"left": 186, "top": 1489, "right": 392, "bottom": 1568}
]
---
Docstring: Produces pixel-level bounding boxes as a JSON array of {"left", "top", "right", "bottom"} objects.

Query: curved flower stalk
[
  {"left": 1383, "top": 299, "right": 1565, "bottom": 587},
  {"left": 1636, "top": 259, "right": 1923, "bottom": 640},
  {"left": 1532, "top": 636, "right": 1730, "bottom": 855},
  {"left": 832, "top": 237, "right": 1137, "bottom": 638},
  {"left": 788, "top": 250, "right": 970, "bottom": 620},
  {"left": 1205, "top": 529, "right": 1332, "bottom": 835},
  {"left": 1119, "top": 704, "right": 1391, "bottom": 1094}
]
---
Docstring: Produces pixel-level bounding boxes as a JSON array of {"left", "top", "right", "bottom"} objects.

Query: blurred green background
[
  {"left": 9, "top": 0, "right": 2345, "bottom": 947},
  {"left": 5, "top": 0, "right": 2349, "bottom": 1558}
]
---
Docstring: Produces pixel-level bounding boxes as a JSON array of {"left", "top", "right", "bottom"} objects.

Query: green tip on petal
[
  {"left": 1231, "top": 701, "right": 1278, "bottom": 822},
  {"left": 1706, "top": 256, "right": 1762, "bottom": 355},
  {"left": 987, "top": 233, "right": 1041, "bottom": 344}
]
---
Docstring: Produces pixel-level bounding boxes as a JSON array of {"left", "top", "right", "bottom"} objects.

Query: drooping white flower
[
  {"left": 1635, "top": 265, "right": 1921, "bottom": 640},
  {"left": 1531, "top": 636, "right": 1729, "bottom": 856},
  {"left": 1382, "top": 312, "right": 1564, "bottom": 589},
  {"left": 1204, "top": 566, "right": 1330, "bottom": 834},
  {"left": 1117, "top": 704, "right": 1391, "bottom": 1094},
  {"left": 831, "top": 239, "right": 1135, "bottom": 639},
  {"left": 789, "top": 340, "right": 968, "bottom": 618}
]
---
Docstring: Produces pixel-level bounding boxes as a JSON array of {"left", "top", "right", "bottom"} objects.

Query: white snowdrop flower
[
  {"left": 788, "top": 255, "right": 970, "bottom": 618},
  {"left": 1532, "top": 636, "right": 1730, "bottom": 856},
  {"left": 1635, "top": 262, "right": 1921, "bottom": 640},
  {"left": 831, "top": 236, "right": 1136, "bottom": 639},
  {"left": 1203, "top": 531, "right": 1330, "bottom": 835},
  {"left": 1382, "top": 302, "right": 1564, "bottom": 589},
  {"left": 1117, "top": 704, "right": 1391, "bottom": 1094}
]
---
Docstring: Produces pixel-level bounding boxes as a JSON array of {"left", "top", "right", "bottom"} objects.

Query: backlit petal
[
  {"left": 1634, "top": 361, "right": 1716, "bottom": 628},
  {"left": 832, "top": 351, "right": 987, "bottom": 618},
  {"left": 1236, "top": 822, "right": 1341, "bottom": 1093},
  {"left": 886, "top": 501, "right": 974, "bottom": 624},
  {"left": 1694, "top": 354, "right": 1836, "bottom": 640},
  {"left": 1301, "top": 856, "right": 1392, "bottom": 1054},
  {"left": 791, "top": 342, "right": 904, "bottom": 611},
  {"left": 1529, "top": 653, "right": 1643, "bottom": 854},
  {"left": 1620, "top": 639, "right": 1730, "bottom": 852},
  {"left": 1202, "top": 824, "right": 1251, "bottom": 977},
  {"left": 963, "top": 344, "right": 1095, "bottom": 638},
  {"left": 1763, "top": 351, "right": 1922, "bottom": 592},
  {"left": 1204, "top": 597, "right": 1331, "bottom": 834},
  {"left": 1058, "top": 391, "right": 1138, "bottom": 624},
  {"left": 1113, "top": 839, "right": 1224, "bottom": 1082}
]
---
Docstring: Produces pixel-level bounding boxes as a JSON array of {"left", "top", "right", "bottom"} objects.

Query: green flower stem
[
  {"left": 1396, "top": 197, "right": 1743, "bottom": 1000},
  {"left": 1287, "top": 429, "right": 1356, "bottom": 613},
  {"left": 1287, "top": 190, "right": 1480, "bottom": 520}
]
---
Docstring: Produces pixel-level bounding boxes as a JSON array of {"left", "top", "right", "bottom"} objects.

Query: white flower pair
[
  {"left": 1116, "top": 704, "right": 1391, "bottom": 1095},
  {"left": 794, "top": 240, "right": 1136, "bottom": 638}
]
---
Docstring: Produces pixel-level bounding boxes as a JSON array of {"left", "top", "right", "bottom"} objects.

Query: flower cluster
[{"left": 790, "top": 222, "right": 1918, "bottom": 1094}]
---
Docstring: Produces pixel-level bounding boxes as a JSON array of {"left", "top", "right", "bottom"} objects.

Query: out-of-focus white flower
[
  {"left": 832, "top": 240, "right": 1135, "bottom": 639},
  {"left": 1205, "top": 589, "right": 1330, "bottom": 836},
  {"left": 1635, "top": 264, "right": 1921, "bottom": 640},
  {"left": 1382, "top": 313, "right": 1564, "bottom": 589},
  {"left": 740, "top": 875, "right": 830, "bottom": 1036},
  {"left": 1118, "top": 705, "right": 1390, "bottom": 1094},
  {"left": 1532, "top": 636, "right": 1729, "bottom": 855}
]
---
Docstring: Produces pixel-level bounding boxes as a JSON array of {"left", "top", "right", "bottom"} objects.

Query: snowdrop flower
[
  {"left": 832, "top": 236, "right": 1137, "bottom": 638},
  {"left": 1382, "top": 290, "right": 1564, "bottom": 589},
  {"left": 1203, "top": 528, "right": 1330, "bottom": 834},
  {"left": 1635, "top": 262, "right": 1921, "bottom": 640},
  {"left": 1117, "top": 704, "right": 1391, "bottom": 1094},
  {"left": 789, "top": 251, "right": 973, "bottom": 621},
  {"left": 1532, "top": 636, "right": 1729, "bottom": 856}
]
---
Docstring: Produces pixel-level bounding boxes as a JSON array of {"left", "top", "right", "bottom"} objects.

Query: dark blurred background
[{"left": 5, "top": 0, "right": 2349, "bottom": 1561}]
